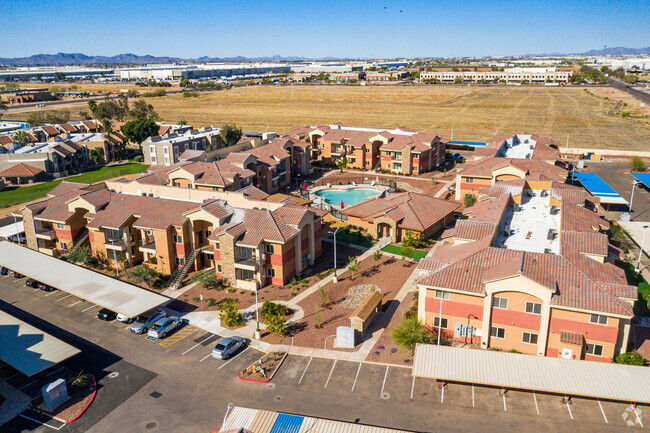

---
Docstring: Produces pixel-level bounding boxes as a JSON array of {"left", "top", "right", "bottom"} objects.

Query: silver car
[
  {"left": 147, "top": 316, "right": 181, "bottom": 339},
  {"left": 211, "top": 336, "right": 245, "bottom": 360},
  {"left": 130, "top": 309, "right": 166, "bottom": 334}
]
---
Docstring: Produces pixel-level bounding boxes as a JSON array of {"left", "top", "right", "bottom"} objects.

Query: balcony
[
  {"left": 35, "top": 229, "right": 56, "bottom": 240},
  {"left": 234, "top": 256, "right": 256, "bottom": 269},
  {"left": 104, "top": 239, "right": 127, "bottom": 250},
  {"left": 139, "top": 241, "right": 156, "bottom": 253}
]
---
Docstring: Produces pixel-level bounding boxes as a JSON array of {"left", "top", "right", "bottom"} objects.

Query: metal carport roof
[
  {"left": 0, "top": 310, "right": 80, "bottom": 376},
  {"left": 413, "top": 345, "right": 650, "bottom": 404},
  {"left": 0, "top": 241, "right": 168, "bottom": 317},
  {"left": 631, "top": 172, "right": 650, "bottom": 187},
  {"left": 573, "top": 172, "right": 628, "bottom": 204}
]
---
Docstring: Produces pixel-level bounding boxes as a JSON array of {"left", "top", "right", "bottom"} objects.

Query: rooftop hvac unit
[
  {"left": 544, "top": 248, "right": 552, "bottom": 254},
  {"left": 525, "top": 153, "right": 532, "bottom": 159},
  {"left": 529, "top": 144, "right": 534, "bottom": 149},
  {"left": 550, "top": 205, "right": 558, "bottom": 215},
  {"left": 513, "top": 203, "right": 521, "bottom": 211},
  {"left": 547, "top": 229, "right": 556, "bottom": 240},
  {"left": 524, "top": 139, "right": 529, "bottom": 144},
  {"left": 541, "top": 190, "right": 548, "bottom": 197},
  {"left": 506, "top": 142, "right": 512, "bottom": 148}
]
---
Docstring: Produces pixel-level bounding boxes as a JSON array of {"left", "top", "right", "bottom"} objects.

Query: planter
[{"left": 238, "top": 351, "right": 287, "bottom": 383}]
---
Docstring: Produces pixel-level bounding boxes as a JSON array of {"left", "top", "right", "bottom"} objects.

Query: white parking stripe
[
  {"left": 597, "top": 399, "right": 607, "bottom": 423},
  {"left": 19, "top": 414, "right": 65, "bottom": 431},
  {"left": 351, "top": 362, "right": 362, "bottom": 392},
  {"left": 565, "top": 400, "right": 573, "bottom": 420},
  {"left": 56, "top": 294, "right": 72, "bottom": 302},
  {"left": 533, "top": 391, "right": 539, "bottom": 415},
  {"left": 298, "top": 357, "right": 312, "bottom": 385},
  {"left": 69, "top": 300, "right": 83, "bottom": 307},
  {"left": 182, "top": 333, "right": 215, "bottom": 355},
  {"left": 324, "top": 360, "right": 337, "bottom": 388},
  {"left": 410, "top": 376, "right": 415, "bottom": 400},
  {"left": 33, "top": 288, "right": 41, "bottom": 291},
  {"left": 199, "top": 353, "right": 212, "bottom": 363},
  {"left": 632, "top": 405, "right": 643, "bottom": 427},
  {"left": 502, "top": 391, "right": 507, "bottom": 411},
  {"left": 380, "top": 366, "right": 389, "bottom": 397},
  {"left": 81, "top": 304, "right": 98, "bottom": 312},
  {"left": 217, "top": 347, "right": 248, "bottom": 370},
  {"left": 44, "top": 290, "right": 58, "bottom": 297},
  {"left": 441, "top": 383, "right": 445, "bottom": 403},
  {"left": 472, "top": 384, "right": 475, "bottom": 407}
]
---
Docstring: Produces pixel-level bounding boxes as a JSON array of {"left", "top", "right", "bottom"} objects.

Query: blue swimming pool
[{"left": 314, "top": 187, "right": 381, "bottom": 207}]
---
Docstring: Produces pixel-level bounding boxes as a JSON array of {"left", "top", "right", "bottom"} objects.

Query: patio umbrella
[
  {"left": 341, "top": 201, "right": 345, "bottom": 209},
  {"left": 303, "top": 183, "right": 307, "bottom": 191}
]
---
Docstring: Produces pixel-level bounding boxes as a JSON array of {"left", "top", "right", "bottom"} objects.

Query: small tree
[
  {"left": 70, "top": 371, "right": 90, "bottom": 391},
  {"left": 373, "top": 250, "right": 383, "bottom": 268},
  {"left": 319, "top": 285, "right": 327, "bottom": 307},
  {"left": 121, "top": 118, "right": 158, "bottom": 147},
  {"left": 13, "top": 130, "right": 31, "bottom": 147},
  {"left": 259, "top": 300, "right": 288, "bottom": 322},
  {"left": 127, "top": 265, "right": 161, "bottom": 288},
  {"left": 66, "top": 246, "right": 94, "bottom": 266},
  {"left": 403, "top": 230, "right": 426, "bottom": 248},
  {"left": 178, "top": 118, "right": 187, "bottom": 126},
  {"left": 0, "top": 98, "right": 7, "bottom": 121},
  {"left": 631, "top": 156, "right": 646, "bottom": 172},
  {"left": 392, "top": 316, "right": 432, "bottom": 354},
  {"left": 337, "top": 156, "right": 348, "bottom": 173},
  {"left": 191, "top": 270, "right": 220, "bottom": 290},
  {"left": 219, "top": 303, "right": 244, "bottom": 328},
  {"left": 89, "top": 147, "right": 105, "bottom": 165},
  {"left": 219, "top": 124, "right": 243, "bottom": 147},
  {"left": 464, "top": 194, "right": 477, "bottom": 208},
  {"left": 401, "top": 245, "right": 415, "bottom": 260},
  {"left": 265, "top": 312, "right": 288, "bottom": 336},
  {"left": 614, "top": 351, "right": 645, "bottom": 366},
  {"left": 314, "top": 304, "right": 323, "bottom": 328},
  {"left": 347, "top": 256, "right": 360, "bottom": 280}
]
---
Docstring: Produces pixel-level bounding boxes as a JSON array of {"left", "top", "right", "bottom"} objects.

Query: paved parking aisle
[
  {"left": 319, "top": 359, "right": 359, "bottom": 391},
  {"left": 294, "top": 357, "right": 333, "bottom": 387},
  {"left": 348, "top": 363, "right": 386, "bottom": 397},
  {"left": 156, "top": 325, "right": 199, "bottom": 348},
  {"left": 271, "top": 355, "right": 310, "bottom": 384},
  {"left": 380, "top": 366, "right": 413, "bottom": 401},
  {"left": 410, "top": 376, "right": 441, "bottom": 404}
]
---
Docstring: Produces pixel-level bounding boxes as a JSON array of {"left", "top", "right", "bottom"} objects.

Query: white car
[
  {"left": 147, "top": 316, "right": 181, "bottom": 339},
  {"left": 116, "top": 313, "right": 136, "bottom": 323}
]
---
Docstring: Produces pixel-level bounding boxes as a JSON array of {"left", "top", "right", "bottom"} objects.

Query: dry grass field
[{"left": 143, "top": 85, "right": 650, "bottom": 151}]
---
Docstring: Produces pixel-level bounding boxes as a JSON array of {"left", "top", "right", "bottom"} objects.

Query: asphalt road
[
  {"left": 0, "top": 274, "right": 646, "bottom": 432},
  {"left": 608, "top": 79, "right": 650, "bottom": 105}
]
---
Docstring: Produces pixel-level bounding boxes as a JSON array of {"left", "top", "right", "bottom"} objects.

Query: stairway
[
  {"left": 70, "top": 229, "right": 89, "bottom": 251},
  {"left": 168, "top": 248, "right": 199, "bottom": 290},
  {"left": 376, "top": 236, "right": 391, "bottom": 250}
]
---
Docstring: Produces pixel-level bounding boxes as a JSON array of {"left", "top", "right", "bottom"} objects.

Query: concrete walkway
[{"left": 434, "top": 179, "right": 455, "bottom": 198}]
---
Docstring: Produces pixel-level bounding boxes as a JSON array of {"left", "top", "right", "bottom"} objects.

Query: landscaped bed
[
  {"left": 39, "top": 373, "right": 96, "bottom": 423},
  {"left": 381, "top": 244, "right": 429, "bottom": 260},
  {"left": 238, "top": 351, "right": 287, "bottom": 383}
]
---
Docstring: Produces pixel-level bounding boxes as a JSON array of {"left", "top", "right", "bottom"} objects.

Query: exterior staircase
[
  {"left": 169, "top": 248, "right": 199, "bottom": 290},
  {"left": 70, "top": 229, "right": 89, "bottom": 251},
  {"left": 375, "top": 236, "right": 391, "bottom": 250}
]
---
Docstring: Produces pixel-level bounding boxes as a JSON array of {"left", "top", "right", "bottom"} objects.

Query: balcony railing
[
  {"left": 139, "top": 240, "right": 156, "bottom": 252},
  {"left": 104, "top": 239, "right": 127, "bottom": 250},
  {"left": 234, "top": 257, "right": 256, "bottom": 267},
  {"left": 35, "top": 229, "right": 56, "bottom": 239}
]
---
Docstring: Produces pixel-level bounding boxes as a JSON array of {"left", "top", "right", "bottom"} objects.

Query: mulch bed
[
  {"left": 41, "top": 375, "right": 95, "bottom": 423},
  {"left": 259, "top": 255, "right": 414, "bottom": 349},
  {"left": 366, "top": 291, "right": 418, "bottom": 365},
  {"left": 238, "top": 351, "right": 287, "bottom": 383}
]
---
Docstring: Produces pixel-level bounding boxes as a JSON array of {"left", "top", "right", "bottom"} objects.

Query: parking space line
[
  {"left": 441, "top": 382, "right": 444, "bottom": 403},
  {"left": 380, "top": 366, "right": 389, "bottom": 397},
  {"left": 502, "top": 391, "right": 506, "bottom": 411},
  {"left": 69, "top": 300, "right": 83, "bottom": 307},
  {"left": 19, "top": 414, "right": 64, "bottom": 431},
  {"left": 351, "top": 362, "right": 362, "bottom": 392},
  {"left": 632, "top": 405, "right": 643, "bottom": 427},
  {"left": 597, "top": 399, "right": 607, "bottom": 423},
  {"left": 565, "top": 400, "right": 573, "bottom": 420},
  {"left": 33, "top": 288, "right": 41, "bottom": 291},
  {"left": 410, "top": 376, "right": 415, "bottom": 400},
  {"left": 56, "top": 294, "right": 72, "bottom": 302},
  {"left": 182, "top": 333, "right": 215, "bottom": 355},
  {"left": 472, "top": 384, "right": 474, "bottom": 407},
  {"left": 19, "top": 379, "right": 39, "bottom": 390},
  {"left": 533, "top": 391, "right": 539, "bottom": 415},
  {"left": 158, "top": 326, "right": 199, "bottom": 348},
  {"left": 44, "top": 291, "right": 58, "bottom": 297},
  {"left": 199, "top": 353, "right": 212, "bottom": 363},
  {"left": 124, "top": 323, "right": 132, "bottom": 329},
  {"left": 324, "top": 360, "right": 337, "bottom": 388},
  {"left": 81, "top": 304, "right": 98, "bottom": 312},
  {"left": 218, "top": 347, "right": 248, "bottom": 369},
  {"left": 298, "top": 357, "right": 312, "bottom": 385}
]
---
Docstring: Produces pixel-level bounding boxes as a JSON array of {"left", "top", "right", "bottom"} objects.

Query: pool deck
[{"left": 310, "top": 184, "right": 388, "bottom": 209}]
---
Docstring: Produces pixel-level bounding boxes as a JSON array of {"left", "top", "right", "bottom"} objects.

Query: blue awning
[
  {"left": 573, "top": 172, "right": 627, "bottom": 204},
  {"left": 631, "top": 172, "right": 650, "bottom": 187}
]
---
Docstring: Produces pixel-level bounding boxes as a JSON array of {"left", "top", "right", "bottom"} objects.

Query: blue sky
[{"left": 2, "top": 0, "right": 649, "bottom": 58}]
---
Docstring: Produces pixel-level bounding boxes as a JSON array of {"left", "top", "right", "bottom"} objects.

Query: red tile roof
[
  {"left": 47, "top": 181, "right": 89, "bottom": 197},
  {"left": 237, "top": 185, "right": 269, "bottom": 201},
  {"left": 560, "top": 331, "right": 584, "bottom": 345},
  {"left": 60, "top": 123, "right": 77, "bottom": 133},
  {"left": 0, "top": 136, "right": 13, "bottom": 146},
  {"left": 0, "top": 163, "right": 44, "bottom": 178},
  {"left": 42, "top": 126, "right": 60, "bottom": 136}
]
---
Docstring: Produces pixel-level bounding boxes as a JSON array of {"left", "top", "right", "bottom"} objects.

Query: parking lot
[{"left": 0, "top": 272, "right": 647, "bottom": 432}]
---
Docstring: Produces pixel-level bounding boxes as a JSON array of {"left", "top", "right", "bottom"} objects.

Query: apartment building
[
  {"left": 135, "top": 160, "right": 256, "bottom": 192},
  {"left": 420, "top": 67, "right": 572, "bottom": 83},
  {"left": 20, "top": 180, "right": 325, "bottom": 289},
  {"left": 0, "top": 139, "right": 88, "bottom": 178},
  {"left": 222, "top": 142, "right": 292, "bottom": 194},
  {"left": 417, "top": 179, "right": 634, "bottom": 362},
  {"left": 143, "top": 128, "right": 222, "bottom": 166}
]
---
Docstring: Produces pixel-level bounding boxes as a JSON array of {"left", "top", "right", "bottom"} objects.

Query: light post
[
  {"left": 332, "top": 226, "right": 341, "bottom": 283},
  {"left": 109, "top": 238, "right": 119, "bottom": 278},
  {"left": 437, "top": 297, "right": 443, "bottom": 346},
  {"left": 629, "top": 180, "right": 640, "bottom": 214},
  {"left": 254, "top": 254, "right": 261, "bottom": 339},
  {"left": 221, "top": 402, "right": 234, "bottom": 431},
  {"left": 636, "top": 225, "right": 649, "bottom": 271}
]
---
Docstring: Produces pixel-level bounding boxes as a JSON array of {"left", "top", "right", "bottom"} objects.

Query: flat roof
[
  {"left": 0, "top": 241, "right": 168, "bottom": 317},
  {"left": 0, "top": 310, "right": 80, "bottom": 377},
  {"left": 573, "top": 172, "right": 628, "bottom": 204},
  {"left": 413, "top": 345, "right": 650, "bottom": 404},
  {"left": 222, "top": 406, "right": 412, "bottom": 433},
  {"left": 631, "top": 172, "right": 650, "bottom": 187},
  {"left": 501, "top": 134, "right": 536, "bottom": 159},
  {"left": 448, "top": 140, "right": 487, "bottom": 147}
]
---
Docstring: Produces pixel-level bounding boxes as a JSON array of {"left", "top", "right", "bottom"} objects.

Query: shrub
[
  {"left": 183, "top": 90, "right": 200, "bottom": 98},
  {"left": 69, "top": 372, "right": 90, "bottom": 391},
  {"left": 265, "top": 312, "right": 287, "bottom": 336},
  {"left": 259, "top": 300, "right": 288, "bottom": 321},
  {"left": 392, "top": 316, "right": 433, "bottom": 354},
  {"left": 127, "top": 265, "right": 162, "bottom": 288},
  {"left": 191, "top": 270, "right": 220, "bottom": 289},
  {"left": 615, "top": 351, "right": 645, "bottom": 366},
  {"left": 134, "top": 155, "right": 144, "bottom": 162},
  {"left": 464, "top": 194, "right": 477, "bottom": 208},
  {"left": 631, "top": 156, "right": 646, "bottom": 172},
  {"left": 219, "top": 303, "right": 244, "bottom": 327}
]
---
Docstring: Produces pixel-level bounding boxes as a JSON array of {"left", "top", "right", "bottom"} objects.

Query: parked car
[
  {"left": 0, "top": 266, "right": 8, "bottom": 275},
  {"left": 211, "top": 336, "right": 246, "bottom": 360},
  {"left": 453, "top": 153, "right": 463, "bottom": 162},
  {"left": 130, "top": 309, "right": 166, "bottom": 334},
  {"left": 9, "top": 270, "right": 24, "bottom": 278},
  {"left": 116, "top": 313, "right": 136, "bottom": 324},
  {"left": 25, "top": 278, "right": 40, "bottom": 288},
  {"left": 97, "top": 308, "right": 117, "bottom": 321},
  {"left": 147, "top": 316, "right": 181, "bottom": 339},
  {"left": 37, "top": 283, "right": 56, "bottom": 292}
]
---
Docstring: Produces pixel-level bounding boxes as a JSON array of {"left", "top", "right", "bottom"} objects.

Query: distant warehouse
[{"left": 421, "top": 67, "right": 572, "bottom": 83}]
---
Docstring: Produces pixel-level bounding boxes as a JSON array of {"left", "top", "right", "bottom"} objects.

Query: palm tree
[{"left": 337, "top": 156, "right": 348, "bottom": 173}]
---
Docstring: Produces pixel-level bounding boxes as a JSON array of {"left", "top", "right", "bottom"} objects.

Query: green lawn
[
  {"left": 0, "top": 163, "right": 149, "bottom": 209},
  {"left": 329, "top": 228, "right": 375, "bottom": 248},
  {"left": 381, "top": 244, "right": 429, "bottom": 260}
]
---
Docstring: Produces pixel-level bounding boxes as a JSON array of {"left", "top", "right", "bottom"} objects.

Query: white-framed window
[
  {"left": 525, "top": 302, "right": 542, "bottom": 315},
  {"left": 433, "top": 317, "right": 448, "bottom": 329},
  {"left": 59, "top": 241, "right": 67, "bottom": 251},
  {"left": 492, "top": 296, "right": 508, "bottom": 310},
  {"left": 205, "top": 229, "right": 212, "bottom": 238},
  {"left": 589, "top": 314, "right": 608, "bottom": 325},
  {"left": 434, "top": 290, "right": 450, "bottom": 300},
  {"left": 265, "top": 244, "right": 275, "bottom": 254},
  {"left": 163, "top": 146, "right": 169, "bottom": 155},
  {"left": 56, "top": 223, "right": 65, "bottom": 229},
  {"left": 172, "top": 234, "right": 183, "bottom": 244},
  {"left": 214, "top": 242, "right": 220, "bottom": 250},
  {"left": 386, "top": 164, "right": 391, "bottom": 169},
  {"left": 151, "top": 156, "right": 157, "bottom": 164},
  {"left": 175, "top": 257, "right": 185, "bottom": 266},
  {"left": 522, "top": 332, "right": 538, "bottom": 345},
  {"left": 217, "top": 264, "right": 222, "bottom": 273},
  {"left": 490, "top": 326, "right": 505, "bottom": 339},
  {"left": 585, "top": 343, "right": 604, "bottom": 357},
  {"left": 465, "top": 177, "right": 474, "bottom": 184},
  {"left": 150, "top": 145, "right": 156, "bottom": 156},
  {"left": 266, "top": 267, "right": 276, "bottom": 277}
]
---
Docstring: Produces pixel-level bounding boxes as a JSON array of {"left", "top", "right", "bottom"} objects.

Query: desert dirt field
[{"left": 143, "top": 85, "right": 650, "bottom": 151}]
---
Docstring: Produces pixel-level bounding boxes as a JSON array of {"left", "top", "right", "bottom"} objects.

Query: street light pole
[
  {"left": 255, "top": 253, "right": 261, "bottom": 339},
  {"left": 630, "top": 180, "right": 640, "bottom": 214},
  {"left": 332, "top": 226, "right": 341, "bottom": 283},
  {"left": 636, "top": 225, "right": 649, "bottom": 271},
  {"left": 110, "top": 238, "right": 119, "bottom": 278},
  {"left": 437, "top": 297, "right": 443, "bottom": 346}
]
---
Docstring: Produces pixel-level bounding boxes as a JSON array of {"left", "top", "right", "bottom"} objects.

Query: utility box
[
  {"left": 41, "top": 378, "right": 69, "bottom": 412},
  {"left": 335, "top": 326, "right": 355, "bottom": 348}
]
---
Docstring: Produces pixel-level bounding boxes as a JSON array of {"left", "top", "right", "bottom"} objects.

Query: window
[
  {"left": 589, "top": 314, "right": 607, "bottom": 325},
  {"left": 266, "top": 267, "right": 276, "bottom": 277},
  {"left": 56, "top": 223, "right": 65, "bottom": 230},
  {"left": 434, "top": 290, "right": 450, "bottom": 300},
  {"left": 522, "top": 332, "right": 538, "bottom": 345},
  {"left": 105, "top": 228, "right": 121, "bottom": 242},
  {"left": 59, "top": 242, "right": 67, "bottom": 251},
  {"left": 433, "top": 317, "right": 448, "bottom": 329},
  {"left": 265, "top": 244, "right": 275, "bottom": 254},
  {"left": 490, "top": 327, "right": 505, "bottom": 339},
  {"left": 585, "top": 343, "right": 604, "bottom": 357},
  {"left": 465, "top": 177, "right": 474, "bottom": 184},
  {"left": 386, "top": 164, "right": 391, "bottom": 169},
  {"left": 164, "top": 147, "right": 169, "bottom": 155},
  {"left": 214, "top": 242, "right": 220, "bottom": 250},
  {"left": 237, "top": 269, "right": 255, "bottom": 281},
  {"left": 525, "top": 302, "right": 542, "bottom": 315},
  {"left": 175, "top": 257, "right": 185, "bottom": 266},
  {"left": 492, "top": 296, "right": 508, "bottom": 309},
  {"left": 150, "top": 146, "right": 156, "bottom": 156},
  {"left": 172, "top": 182, "right": 180, "bottom": 187},
  {"left": 236, "top": 246, "right": 254, "bottom": 260},
  {"left": 172, "top": 234, "right": 183, "bottom": 244},
  {"left": 205, "top": 229, "right": 212, "bottom": 238},
  {"left": 217, "top": 264, "right": 222, "bottom": 273}
]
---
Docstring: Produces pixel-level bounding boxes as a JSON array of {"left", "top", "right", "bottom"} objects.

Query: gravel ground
[
  {"left": 336, "top": 284, "right": 381, "bottom": 309},
  {"left": 366, "top": 291, "right": 418, "bottom": 365}
]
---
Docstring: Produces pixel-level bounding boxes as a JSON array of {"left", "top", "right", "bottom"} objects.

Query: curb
[
  {"left": 61, "top": 374, "right": 97, "bottom": 424},
  {"left": 237, "top": 352, "right": 287, "bottom": 383}
]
